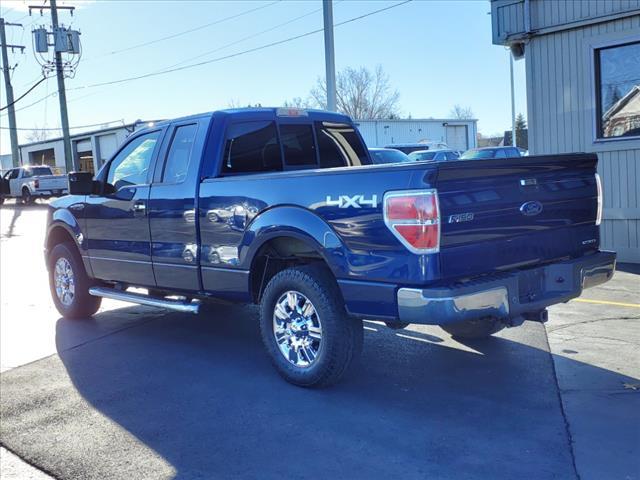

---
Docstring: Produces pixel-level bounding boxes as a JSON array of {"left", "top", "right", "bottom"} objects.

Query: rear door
[
  {"left": 84, "top": 129, "right": 163, "bottom": 286},
  {"left": 435, "top": 154, "right": 600, "bottom": 280},
  {"left": 148, "top": 118, "right": 207, "bottom": 292}
]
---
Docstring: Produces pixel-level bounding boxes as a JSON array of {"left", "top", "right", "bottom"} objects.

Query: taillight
[
  {"left": 595, "top": 173, "right": 603, "bottom": 226},
  {"left": 34, "top": 179, "right": 39, "bottom": 189},
  {"left": 384, "top": 190, "right": 440, "bottom": 253}
]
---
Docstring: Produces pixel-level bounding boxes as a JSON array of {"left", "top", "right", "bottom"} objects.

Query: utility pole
[
  {"left": 322, "top": 0, "right": 336, "bottom": 112},
  {"left": 29, "top": 0, "right": 79, "bottom": 172},
  {"left": 0, "top": 18, "right": 25, "bottom": 167},
  {"left": 509, "top": 50, "right": 516, "bottom": 147},
  {"left": 49, "top": 0, "right": 74, "bottom": 172}
]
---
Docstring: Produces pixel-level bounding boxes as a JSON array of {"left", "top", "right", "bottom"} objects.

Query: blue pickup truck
[{"left": 45, "top": 108, "right": 616, "bottom": 387}]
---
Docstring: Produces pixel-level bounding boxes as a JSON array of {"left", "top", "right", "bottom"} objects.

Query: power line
[
  {"left": 0, "top": 119, "right": 124, "bottom": 131},
  {"left": 165, "top": 5, "right": 325, "bottom": 70},
  {"left": 69, "top": 1, "right": 412, "bottom": 92},
  {"left": 2, "top": 1, "right": 412, "bottom": 117},
  {"left": 0, "top": 76, "right": 46, "bottom": 111},
  {"left": 87, "top": 0, "right": 281, "bottom": 60}
]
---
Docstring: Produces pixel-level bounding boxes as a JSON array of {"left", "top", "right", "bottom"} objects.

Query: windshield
[
  {"left": 408, "top": 151, "right": 437, "bottom": 161},
  {"left": 460, "top": 149, "right": 496, "bottom": 160},
  {"left": 369, "top": 149, "right": 411, "bottom": 164}
]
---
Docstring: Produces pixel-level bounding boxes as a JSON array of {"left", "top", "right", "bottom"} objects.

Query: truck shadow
[{"left": 34, "top": 304, "right": 640, "bottom": 478}]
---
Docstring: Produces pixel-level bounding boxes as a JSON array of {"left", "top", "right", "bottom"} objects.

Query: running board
[{"left": 89, "top": 287, "right": 200, "bottom": 314}]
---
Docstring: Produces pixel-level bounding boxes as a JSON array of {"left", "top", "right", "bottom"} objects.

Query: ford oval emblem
[{"left": 520, "top": 200, "right": 543, "bottom": 216}]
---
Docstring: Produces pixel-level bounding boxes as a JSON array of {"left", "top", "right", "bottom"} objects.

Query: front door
[
  {"left": 84, "top": 130, "right": 163, "bottom": 287},
  {"left": 7, "top": 169, "right": 21, "bottom": 196},
  {"left": 148, "top": 120, "right": 204, "bottom": 292}
]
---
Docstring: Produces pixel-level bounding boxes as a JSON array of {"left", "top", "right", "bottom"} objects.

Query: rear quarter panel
[{"left": 198, "top": 163, "right": 440, "bottom": 286}]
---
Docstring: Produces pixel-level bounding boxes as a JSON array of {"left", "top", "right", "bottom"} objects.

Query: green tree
[{"left": 514, "top": 113, "right": 528, "bottom": 150}]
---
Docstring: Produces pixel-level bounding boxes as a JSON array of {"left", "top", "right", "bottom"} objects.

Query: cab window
[
  {"left": 315, "top": 122, "right": 370, "bottom": 168},
  {"left": 222, "top": 121, "right": 282, "bottom": 174},
  {"left": 107, "top": 131, "right": 161, "bottom": 189},
  {"left": 280, "top": 124, "right": 316, "bottom": 167},
  {"left": 162, "top": 124, "right": 198, "bottom": 183}
]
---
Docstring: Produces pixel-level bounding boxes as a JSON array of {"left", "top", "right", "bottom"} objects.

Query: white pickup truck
[{"left": 0, "top": 166, "right": 68, "bottom": 205}]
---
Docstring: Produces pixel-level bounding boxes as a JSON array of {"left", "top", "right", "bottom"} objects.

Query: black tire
[
  {"left": 49, "top": 242, "right": 101, "bottom": 319},
  {"left": 440, "top": 317, "right": 504, "bottom": 339},
  {"left": 21, "top": 188, "right": 34, "bottom": 205},
  {"left": 385, "top": 322, "right": 410, "bottom": 330},
  {"left": 259, "top": 264, "right": 363, "bottom": 388}
]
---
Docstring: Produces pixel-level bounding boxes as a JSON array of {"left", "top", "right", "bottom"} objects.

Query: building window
[{"left": 595, "top": 41, "right": 640, "bottom": 139}]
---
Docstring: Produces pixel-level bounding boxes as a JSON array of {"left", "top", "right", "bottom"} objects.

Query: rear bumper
[
  {"left": 397, "top": 251, "right": 616, "bottom": 325},
  {"left": 35, "top": 189, "right": 68, "bottom": 197}
]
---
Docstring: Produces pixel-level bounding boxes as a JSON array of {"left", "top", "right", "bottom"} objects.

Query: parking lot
[{"left": 1, "top": 203, "right": 638, "bottom": 480}]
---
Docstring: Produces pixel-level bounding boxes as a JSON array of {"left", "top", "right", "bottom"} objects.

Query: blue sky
[{"left": 0, "top": 0, "right": 527, "bottom": 154}]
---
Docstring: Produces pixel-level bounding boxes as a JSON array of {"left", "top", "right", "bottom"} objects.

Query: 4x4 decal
[{"left": 326, "top": 195, "right": 378, "bottom": 208}]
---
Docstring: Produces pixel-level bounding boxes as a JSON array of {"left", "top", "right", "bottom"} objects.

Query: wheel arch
[
  {"left": 244, "top": 207, "right": 348, "bottom": 302},
  {"left": 46, "top": 211, "right": 89, "bottom": 274}
]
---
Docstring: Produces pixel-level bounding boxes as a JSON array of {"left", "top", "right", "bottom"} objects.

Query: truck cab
[{"left": 44, "top": 108, "right": 616, "bottom": 387}]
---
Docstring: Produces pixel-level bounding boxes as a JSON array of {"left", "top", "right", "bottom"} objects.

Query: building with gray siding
[{"left": 492, "top": 0, "right": 640, "bottom": 263}]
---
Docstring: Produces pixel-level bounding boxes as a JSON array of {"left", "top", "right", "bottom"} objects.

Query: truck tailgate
[
  {"left": 435, "top": 153, "right": 600, "bottom": 280},
  {"left": 38, "top": 175, "right": 68, "bottom": 190}
]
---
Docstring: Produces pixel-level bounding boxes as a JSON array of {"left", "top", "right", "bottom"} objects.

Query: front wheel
[
  {"left": 440, "top": 317, "right": 504, "bottom": 339},
  {"left": 49, "top": 242, "right": 101, "bottom": 319},
  {"left": 259, "top": 264, "right": 363, "bottom": 388}
]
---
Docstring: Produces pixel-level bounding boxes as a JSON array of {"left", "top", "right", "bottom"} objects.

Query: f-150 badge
[{"left": 326, "top": 195, "right": 378, "bottom": 208}]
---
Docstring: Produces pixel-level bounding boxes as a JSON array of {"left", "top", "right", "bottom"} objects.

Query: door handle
[{"left": 132, "top": 202, "right": 146, "bottom": 215}]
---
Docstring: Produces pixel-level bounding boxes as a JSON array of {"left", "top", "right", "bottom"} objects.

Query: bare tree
[
  {"left": 310, "top": 65, "right": 400, "bottom": 119},
  {"left": 449, "top": 104, "right": 474, "bottom": 119},
  {"left": 282, "top": 96, "right": 313, "bottom": 109},
  {"left": 25, "top": 127, "right": 50, "bottom": 143}
]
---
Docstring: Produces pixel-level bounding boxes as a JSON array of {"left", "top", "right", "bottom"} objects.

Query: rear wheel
[
  {"left": 49, "top": 242, "right": 101, "bottom": 319},
  {"left": 440, "top": 317, "right": 504, "bottom": 339},
  {"left": 259, "top": 264, "right": 363, "bottom": 387},
  {"left": 21, "top": 188, "right": 34, "bottom": 205}
]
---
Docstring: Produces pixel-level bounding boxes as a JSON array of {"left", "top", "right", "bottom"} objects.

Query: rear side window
[
  {"left": 494, "top": 149, "right": 507, "bottom": 159},
  {"left": 162, "top": 124, "right": 197, "bottom": 183},
  {"left": 315, "top": 122, "right": 370, "bottom": 168},
  {"left": 222, "top": 121, "right": 282, "bottom": 174},
  {"left": 280, "top": 124, "right": 316, "bottom": 167}
]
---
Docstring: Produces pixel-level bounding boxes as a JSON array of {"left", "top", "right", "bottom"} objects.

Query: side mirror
[{"left": 68, "top": 171, "right": 98, "bottom": 195}]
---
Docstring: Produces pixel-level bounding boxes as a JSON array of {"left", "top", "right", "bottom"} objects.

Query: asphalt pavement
[{"left": 0, "top": 202, "right": 638, "bottom": 480}]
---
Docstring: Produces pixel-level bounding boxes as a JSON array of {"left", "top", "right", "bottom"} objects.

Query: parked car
[
  {"left": 368, "top": 147, "right": 412, "bottom": 164},
  {"left": 408, "top": 149, "right": 460, "bottom": 162},
  {"left": 384, "top": 141, "right": 449, "bottom": 154},
  {"left": 460, "top": 146, "right": 522, "bottom": 160},
  {"left": 45, "top": 107, "right": 615, "bottom": 387},
  {"left": 0, "top": 165, "right": 68, "bottom": 205}
]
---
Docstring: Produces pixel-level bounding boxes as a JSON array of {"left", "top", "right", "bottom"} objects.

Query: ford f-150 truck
[
  {"left": 45, "top": 108, "right": 616, "bottom": 387},
  {"left": 1, "top": 165, "right": 68, "bottom": 204}
]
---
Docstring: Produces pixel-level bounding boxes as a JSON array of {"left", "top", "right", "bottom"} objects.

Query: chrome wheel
[
  {"left": 54, "top": 257, "right": 75, "bottom": 306},
  {"left": 272, "top": 290, "right": 322, "bottom": 368}
]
